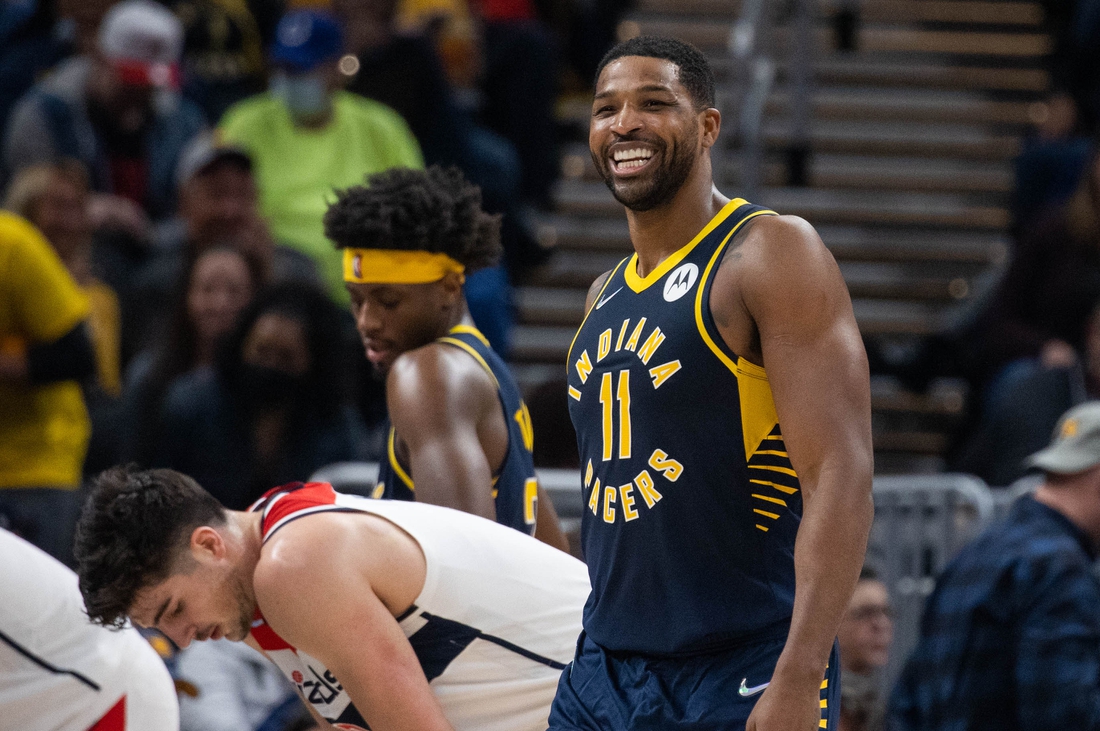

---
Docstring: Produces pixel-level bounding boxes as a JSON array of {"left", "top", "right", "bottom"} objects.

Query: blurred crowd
[
  {"left": 5, "top": 0, "right": 1100, "bottom": 729},
  {"left": 0, "top": 0, "right": 636, "bottom": 561}
]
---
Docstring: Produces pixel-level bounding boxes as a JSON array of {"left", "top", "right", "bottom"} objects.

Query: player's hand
[{"left": 745, "top": 678, "right": 821, "bottom": 731}]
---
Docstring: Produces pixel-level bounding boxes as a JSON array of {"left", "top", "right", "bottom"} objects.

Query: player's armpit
[
  {"left": 386, "top": 345, "right": 497, "bottom": 521},
  {"left": 583, "top": 270, "right": 614, "bottom": 314},
  {"left": 253, "top": 520, "right": 454, "bottom": 731}
]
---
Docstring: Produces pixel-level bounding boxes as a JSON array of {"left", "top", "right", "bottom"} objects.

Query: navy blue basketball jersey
[
  {"left": 566, "top": 198, "right": 802, "bottom": 656},
  {"left": 376, "top": 324, "right": 539, "bottom": 536}
]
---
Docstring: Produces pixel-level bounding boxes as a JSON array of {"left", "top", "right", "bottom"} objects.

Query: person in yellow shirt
[
  {"left": 0, "top": 213, "right": 96, "bottom": 564},
  {"left": 3, "top": 161, "right": 122, "bottom": 397}
]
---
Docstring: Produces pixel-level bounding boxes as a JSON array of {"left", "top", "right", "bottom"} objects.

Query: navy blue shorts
[{"left": 547, "top": 631, "right": 841, "bottom": 731}]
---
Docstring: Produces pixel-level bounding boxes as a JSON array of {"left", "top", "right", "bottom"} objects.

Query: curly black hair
[
  {"left": 74, "top": 466, "right": 227, "bottom": 628},
  {"left": 595, "top": 36, "right": 716, "bottom": 110},
  {"left": 324, "top": 165, "right": 502, "bottom": 273}
]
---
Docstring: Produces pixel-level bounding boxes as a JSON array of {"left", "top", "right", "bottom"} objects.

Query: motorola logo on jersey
[{"left": 663, "top": 263, "right": 699, "bottom": 302}]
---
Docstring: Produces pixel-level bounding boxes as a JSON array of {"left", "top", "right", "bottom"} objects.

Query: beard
[{"left": 593, "top": 127, "right": 699, "bottom": 212}]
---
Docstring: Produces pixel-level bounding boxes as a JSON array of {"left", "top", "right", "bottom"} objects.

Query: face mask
[
  {"left": 270, "top": 71, "right": 329, "bottom": 119},
  {"left": 239, "top": 363, "right": 305, "bottom": 406}
]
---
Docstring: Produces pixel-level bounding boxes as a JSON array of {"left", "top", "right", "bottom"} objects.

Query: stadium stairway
[{"left": 514, "top": 0, "right": 1050, "bottom": 473}]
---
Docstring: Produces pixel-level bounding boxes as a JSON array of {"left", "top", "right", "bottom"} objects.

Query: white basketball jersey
[
  {"left": 249, "top": 482, "right": 588, "bottom": 731},
  {"left": 0, "top": 529, "right": 179, "bottom": 731}
]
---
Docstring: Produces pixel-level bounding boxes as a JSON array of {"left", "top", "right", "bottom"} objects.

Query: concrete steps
[{"left": 515, "top": 0, "right": 1049, "bottom": 471}]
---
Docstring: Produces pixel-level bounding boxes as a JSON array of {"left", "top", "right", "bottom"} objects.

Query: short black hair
[
  {"left": 74, "top": 466, "right": 227, "bottom": 628},
  {"left": 325, "top": 166, "right": 502, "bottom": 273},
  {"left": 595, "top": 35, "right": 716, "bottom": 110}
]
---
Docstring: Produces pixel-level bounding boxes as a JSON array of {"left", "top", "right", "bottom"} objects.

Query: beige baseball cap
[{"left": 1026, "top": 401, "right": 1100, "bottom": 475}]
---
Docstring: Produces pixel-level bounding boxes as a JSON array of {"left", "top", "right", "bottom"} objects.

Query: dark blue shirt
[{"left": 889, "top": 495, "right": 1100, "bottom": 731}]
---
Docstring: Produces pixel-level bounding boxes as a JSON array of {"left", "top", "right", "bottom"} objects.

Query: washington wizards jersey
[
  {"left": 247, "top": 482, "right": 588, "bottom": 731},
  {"left": 566, "top": 198, "right": 802, "bottom": 656},
  {"left": 376, "top": 325, "right": 539, "bottom": 536}
]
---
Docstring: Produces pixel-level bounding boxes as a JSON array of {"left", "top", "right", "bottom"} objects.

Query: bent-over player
[
  {"left": 551, "top": 37, "right": 873, "bottom": 731},
  {"left": 74, "top": 467, "right": 589, "bottom": 731},
  {"left": 324, "top": 166, "right": 567, "bottom": 549}
]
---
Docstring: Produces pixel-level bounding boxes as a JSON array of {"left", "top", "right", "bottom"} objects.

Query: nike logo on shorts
[
  {"left": 595, "top": 287, "right": 623, "bottom": 309},
  {"left": 738, "top": 678, "right": 770, "bottom": 697}
]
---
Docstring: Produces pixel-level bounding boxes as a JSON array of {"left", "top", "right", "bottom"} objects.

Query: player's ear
[
  {"left": 700, "top": 107, "right": 721, "bottom": 149},
  {"left": 439, "top": 270, "right": 465, "bottom": 307},
  {"left": 190, "top": 526, "right": 227, "bottom": 561}
]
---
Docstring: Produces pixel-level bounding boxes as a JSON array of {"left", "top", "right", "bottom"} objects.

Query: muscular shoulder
[
  {"left": 254, "top": 512, "right": 376, "bottom": 603},
  {"left": 718, "top": 214, "right": 842, "bottom": 303},
  {"left": 735, "top": 215, "right": 834, "bottom": 271},
  {"left": 386, "top": 341, "right": 496, "bottom": 428}
]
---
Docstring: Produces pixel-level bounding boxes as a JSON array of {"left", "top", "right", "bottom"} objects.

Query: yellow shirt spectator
[{"left": 0, "top": 213, "right": 91, "bottom": 489}]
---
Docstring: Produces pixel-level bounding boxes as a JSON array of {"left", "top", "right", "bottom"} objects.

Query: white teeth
[{"left": 613, "top": 148, "right": 654, "bottom": 162}]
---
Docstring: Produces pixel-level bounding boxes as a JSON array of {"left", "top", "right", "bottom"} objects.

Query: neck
[
  {"left": 227, "top": 510, "right": 265, "bottom": 579},
  {"left": 439, "top": 300, "right": 473, "bottom": 338},
  {"left": 293, "top": 102, "right": 334, "bottom": 130},
  {"left": 1034, "top": 477, "right": 1100, "bottom": 548},
  {"left": 624, "top": 159, "right": 729, "bottom": 277}
]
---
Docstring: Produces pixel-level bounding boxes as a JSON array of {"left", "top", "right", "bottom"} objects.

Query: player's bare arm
[
  {"left": 711, "top": 214, "right": 874, "bottom": 731},
  {"left": 253, "top": 511, "right": 456, "bottom": 731},
  {"left": 386, "top": 344, "right": 500, "bottom": 521}
]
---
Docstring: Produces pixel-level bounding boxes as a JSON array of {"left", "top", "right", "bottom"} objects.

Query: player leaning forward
[
  {"left": 74, "top": 468, "right": 589, "bottom": 731},
  {"left": 549, "top": 37, "right": 874, "bottom": 731}
]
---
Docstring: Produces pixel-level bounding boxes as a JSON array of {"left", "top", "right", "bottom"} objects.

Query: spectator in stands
[
  {"left": 890, "top": 400, "right": 1100, "bottom": 731},
  {"left": 132, "top": 132, "right": 315, "bottom": 355},
  {"left": 152, "top": 282, "right": 365, "bottom": 510},
  {"left": 3, "top": 160, "right": 126, "bottom": 474},
  {"left": 0, "top": 0, "right": 69, "bottom": 138},
  {"left": 396, "top": 0, "right": 559, "bottom": 209},
  {"left": 956, "top": 299, "right": 1100, "bottom": 486},
  {"left": 969, "top": 147, "right": 1100, "bottom": 401},
  {"left": 123, "top": 244, "right": 264, "bottom": 465},
  {"left": 838, "top": 567, "right": 893, "bottom": 731},
  {"left": 3, "top": 0, "right": 205, "bottom": 221},
  {"left": 218, "top": 9, "right": 423, "bottom": 304},
  {"left": 0, "top": 212, "right": 96, "bottom": 563},
  {"left": 3, "top": 161, "right": 121, "bottom": 400},
  {"left": 163, "top": 0, "right": 287, "bottom": 121}
]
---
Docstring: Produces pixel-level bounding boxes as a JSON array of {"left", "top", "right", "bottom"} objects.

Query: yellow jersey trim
[
  {"left": 622, "top": 198, "right": 749, "bottom": 293},
  {"left": 387, "top": 428, "right": 414, "bottom": 491},
  {"left": 437, "top": 336, "right": 500, "bottom": 388},
  {"left": 567, "top": 258, "right": 628, "bottom": 365},
  {"left": 448, "top": 323, "right": 491, "bottom": 348},
  {"left": 692, "top": 208, "right": 777, "bottom": 376}
]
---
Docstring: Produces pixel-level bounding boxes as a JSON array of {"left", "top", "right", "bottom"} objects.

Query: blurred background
[{"left": 1, "top": 0, "right": 1097, "bottom": 729}]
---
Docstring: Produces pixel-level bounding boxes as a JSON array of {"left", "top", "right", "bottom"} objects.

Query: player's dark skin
[
  {"left": 348, "top": 274, "right": 569, "bottom": 551},
  {"left": 587, "top": 55, "right": 874, "bottom": 731}
]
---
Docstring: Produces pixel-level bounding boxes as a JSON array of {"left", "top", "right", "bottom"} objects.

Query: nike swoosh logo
[
  {"left": 595, "top": 287, "right": 623, "bottom": 309},
  {"left": 738, "top": 678, "right": 770, "bottom": 697}
]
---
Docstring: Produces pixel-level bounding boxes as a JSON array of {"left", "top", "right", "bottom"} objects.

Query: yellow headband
[{"left": 343, "top": 248, "right": 466, "bottom": 284}]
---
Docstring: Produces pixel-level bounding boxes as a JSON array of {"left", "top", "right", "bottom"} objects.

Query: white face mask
[{"left": 270, "top": 71, "right": 329, "bottom": 120}]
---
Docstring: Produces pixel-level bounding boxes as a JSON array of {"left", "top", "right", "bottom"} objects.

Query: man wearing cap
[
  {"left": 889, "top": 400, "right": 1100, "bottom": 731},
  {"left": 129, "top": 132, "right": 318, "bottom": 355},
  {"left": 219, "top": 9, "right": 423, "bottom": 304},
  {"left": 3, "top": 0, "right": 205, "bottom": 221}
]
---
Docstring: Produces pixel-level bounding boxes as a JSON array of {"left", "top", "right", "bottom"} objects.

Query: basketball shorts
[{"left": 547, "top": 630, "right": 840, "bottom": 731}]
